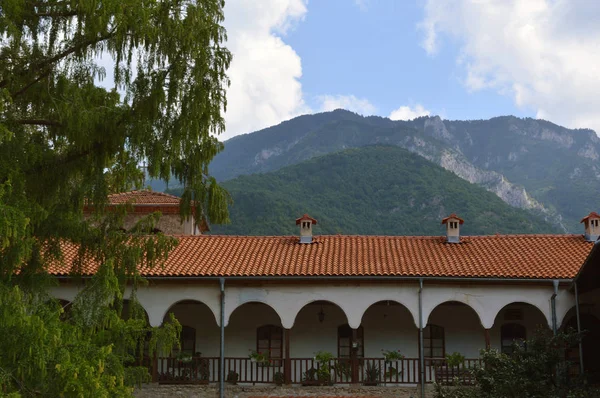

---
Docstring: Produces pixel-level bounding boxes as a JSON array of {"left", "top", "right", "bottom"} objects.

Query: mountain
[
  {"left": 177, "top": 146, "right": 560, "bottom": 236},
  {"left": 209, "top": 110, "right": 600, "bottom": 232}
]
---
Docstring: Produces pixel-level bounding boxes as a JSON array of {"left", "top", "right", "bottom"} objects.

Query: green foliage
[
  {"left": 0, "top": 285, "right": 181, "bottom": 397},
  {"left": 382, "top": 349, "right": 404, "bottom": 362},
  {"left": 363, "top": 362, "right": 381, "bottom": 384},
  {"left": 445, "top": 352, "right": 466, "bottom": 368},
  {"left": 174, "top": 146, "right": 560, "bottom": 236},
  {"left": 434, "top": 329, "right": 600, "bottom": 398},
  {"left": 210, "top": 109, "right": 600, "bottom": 233},
  {"left": 273, "top": 371, "right": 285, "bottom": 385},
  {"left": 0, "top": 0, "right": 230, "bottom": 395},
  {"left": 313, "top": 351, "right": 333, "bottom": 382},
  {"left": 226, "top": 370, "right": 239, "bottom": 384}
]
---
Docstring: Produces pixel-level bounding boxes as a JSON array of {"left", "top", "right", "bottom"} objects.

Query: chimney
[
  {"left": 296, "top": 214, "right": 317, "bottom": 244},
  {"left": 441, "top": 213, "right": 464, "bottom": 243},
  {"left": 581, "top": 212, "right": 600, "bottom": 242}
]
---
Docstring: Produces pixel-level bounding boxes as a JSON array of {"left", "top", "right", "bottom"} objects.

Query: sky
[{"left": 219, "top": 0, "right": 600, "bottom": 140}]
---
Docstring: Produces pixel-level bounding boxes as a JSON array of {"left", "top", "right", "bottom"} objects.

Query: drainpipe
[
  {"left": 219, "top": 278, "right": 225, "bottom": 398},
  {"left": 551, "top": 280, "right": 559, "bottom": 335},
  {"left": 574, "top": 282, "right": 584, "bottom": 375},
  {"left": 418, "top": 278, "right": 425, "bottom": 398}
]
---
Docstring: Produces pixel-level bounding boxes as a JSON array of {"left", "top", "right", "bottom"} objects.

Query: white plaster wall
[
  {"left": 421, "top": 283, "right": 566, "bottom": 329},
  {"left": 225, "top": 303, "right": 282, "bottom": 357},
  {"left": 223, "top": 283, "right": 420, "bottom": 330},
  {"left": 165, "top": 301, "right": 220, "bottom": 357},
  {"left": 428, "top": 303, "right": 485, "bottom": 358},
  {"left": 361, "top": 302, "right": 419, "bottom": 358},
  {"left": 137, "top": 283, "right": 221, "bottom": 327},
  {"left": 50, "top": 281, "right": 576, "bottom": 342},
  {"left": 488, "top": 303, "right": 549, "bottom": 350},
  {"left": 290, "top": 302, "right": 348, "bottom": 358}
]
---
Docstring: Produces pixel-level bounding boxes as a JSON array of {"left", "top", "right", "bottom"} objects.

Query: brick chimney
[
  {"left": 296, "top": 214, "right": 317, "bottom": 244},
  {"left": 581, "top": 212, "right": 600, "bottom": 242},
  {"left": 441, "top": 213, "right": 464, "bottom": 243}
]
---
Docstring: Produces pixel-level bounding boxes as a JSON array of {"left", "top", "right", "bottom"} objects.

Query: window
[
  {"left": 257, "top": 325, "right": 283, "bottom": 365},
  {"left": 180, "top": 325, "right": 196, "bottom": 355},
  {"left": 337, "top": 324, "right": 364, "bottom": 358},
  {"left": 501, "top": 323, "right": 526, "bottom": 354},
  {"left": 423, "top": 324, "right": 445, "bottom": 358}
]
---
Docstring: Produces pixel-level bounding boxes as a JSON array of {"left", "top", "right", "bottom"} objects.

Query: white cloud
[
  {"left": 221, "top": 0, "right": 309, "bottom": 139},
  {"left": 318, "top": 94, "right": 377, "bottom": 116},
  {"left": 389, "top": 104, "right": 431, "bottom": 121},
  {"left": 420, "top": 0, "right": 600, "bottom": 135}
]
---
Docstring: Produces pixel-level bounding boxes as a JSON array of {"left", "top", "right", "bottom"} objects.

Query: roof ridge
[
  {"left": 108, "top": 189, "right": 181, "bottom": 198},
  {"left": 173, "top": 233, "right": 586, "bottom": 239}
]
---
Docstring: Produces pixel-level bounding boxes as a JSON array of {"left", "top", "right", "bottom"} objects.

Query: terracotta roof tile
[
  {"left": 107, "top": 190, "right": 180, "bottom": 205},
  {"left": 48, "top": 234, "right": 593, "bottom": 279},
  {"left": 581, "top": 212, "right": 600, "bottom": 223}
]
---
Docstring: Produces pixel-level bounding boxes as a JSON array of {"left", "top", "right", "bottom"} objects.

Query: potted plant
[
  {"left": 315, "top": 351, "right": 333, "bottom": 385},
  {"left": 382, "top": 349, "right": 404, "bottom": 381},
  {"left": 248, "top": 349, "right": 269, "bottom": 365},
  {"left": 363, "top": 362, "right": 380, "bottom": 386},
  {"left": 302, "top": 351, "right": 333, "bottom": 386},
  {"left": 274, "top": 371, "right": 285, "bottom": 386},
  {"left": 226, "top": 370, "right": 239, "bottom": 385},
  {"left": 176, "top": 351, "right": 193, "bottom": 364},
  {"left": 436, "top": 352, "right": 468, "bottom": 385},
  {"left": 382, "top": 349, "right": 405, "bottom": 363}
]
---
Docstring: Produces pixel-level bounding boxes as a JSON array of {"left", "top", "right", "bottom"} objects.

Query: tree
[
  {"left": 0, "top": 0, "right": 231, "bottom": 395},
  {"left": 434, "top": 328, "right": 600, "bottom": 398}
]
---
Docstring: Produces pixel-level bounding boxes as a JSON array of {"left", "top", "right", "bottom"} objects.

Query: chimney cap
[
  {"left": 296, "top": 214, "right": 318, "bottom": 225},
  {"left": 580, "top": 212, "right": 600, "bottom": 223},
  {"left": 441, "top": 213, "right": 464, "bottom": 225}
]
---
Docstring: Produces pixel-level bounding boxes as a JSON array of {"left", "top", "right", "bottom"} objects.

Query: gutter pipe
[
  {"left": 574, "top": 282, "right": 584, "bottom": 375},
  {"left": 418, "top": 278, "right": 425, "bottom": 398},
  {"left": 126, "top": 276, "right": 573, "bottom": 283},
  {"left": 219, "top": 278, "right": 225, "bottom": 398},
  {"left": 551, "top": 280, "right": 559, "bottom": 335}
]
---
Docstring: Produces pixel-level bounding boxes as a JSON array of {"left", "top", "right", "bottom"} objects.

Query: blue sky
[
  {"left": 286, "top": 0, "right": 533, "bottom": 122},
  {"left": 219, "top": 0, "right": 600, "bottom": 139}
]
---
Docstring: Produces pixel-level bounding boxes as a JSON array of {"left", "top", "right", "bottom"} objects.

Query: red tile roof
[
  {"left": 581, "top": 212, "right": 600, "bottom": 223},
  {"left": 296, "top": 214, "right": 318, "bottom": 225},
  {"left": 441, "top": 213, "right": 464, "bottom": 225},
  {"left": 107, "top": 190, "right": 181, "bottom": 205},
  {"left": 48, "top": 234, "right": 593, "bottom": 279}
]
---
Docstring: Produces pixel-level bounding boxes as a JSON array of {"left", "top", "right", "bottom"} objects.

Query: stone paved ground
[{"left": 134, "top": 384, "right": 433, "bottom": 398}]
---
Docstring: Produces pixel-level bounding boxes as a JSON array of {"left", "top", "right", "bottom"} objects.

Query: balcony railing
[{"left": 153, "top": 355, "right": 481, "bottom": 385}]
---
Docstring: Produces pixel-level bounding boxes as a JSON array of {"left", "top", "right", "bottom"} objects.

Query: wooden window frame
[
  {"left": 501, "top": 323, "right": 526, "bottom": 354},
  {"left": 180, "top": 325, "right": 196, "bottom": 355},
  {"left": 422, "top": 324, "right": 445, "bottom": 358},
  {"left": 257, "top": 324, "right": 283, "bottom": 366},
  {"left": 337, "top": 324, "right": 364, "bottom": 359}
]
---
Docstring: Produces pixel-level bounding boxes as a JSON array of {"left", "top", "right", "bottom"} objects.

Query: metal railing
[{"left": 153, "top": 355, "right": 482, "bottom": 385}]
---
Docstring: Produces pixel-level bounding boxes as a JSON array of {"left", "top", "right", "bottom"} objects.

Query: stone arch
[
  {"left": 489, "top": 302, "right": 550, "bottom": 353},
  {"left": 140, "top": 290, "right": 220, "bottom": 327},
  {"left": 163, "top": 299, "right": 220, "bottom": 357},
  {"left": 357, "top": 298, "right": 419, "bottom": 329},
  {"left": 423, "top": 298, "right": 486, "bottom": 328},
  {"left": 289, "top": 300, "right": 351, "bottom": 358},
  {"left": 360, "top": 300, "right": 420, "bottom": 358},
  {"left": 289, "top": 298, "right": 352, "bottom": 329},
  {"left": 226, "top": 300, "right": 282, "bottom": 327},
  {"left": 487, "top": 300, "right": 551, "bottom": 330},
  {"left": 161, "top": 299, "right": 219, "bottom": 327}
]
